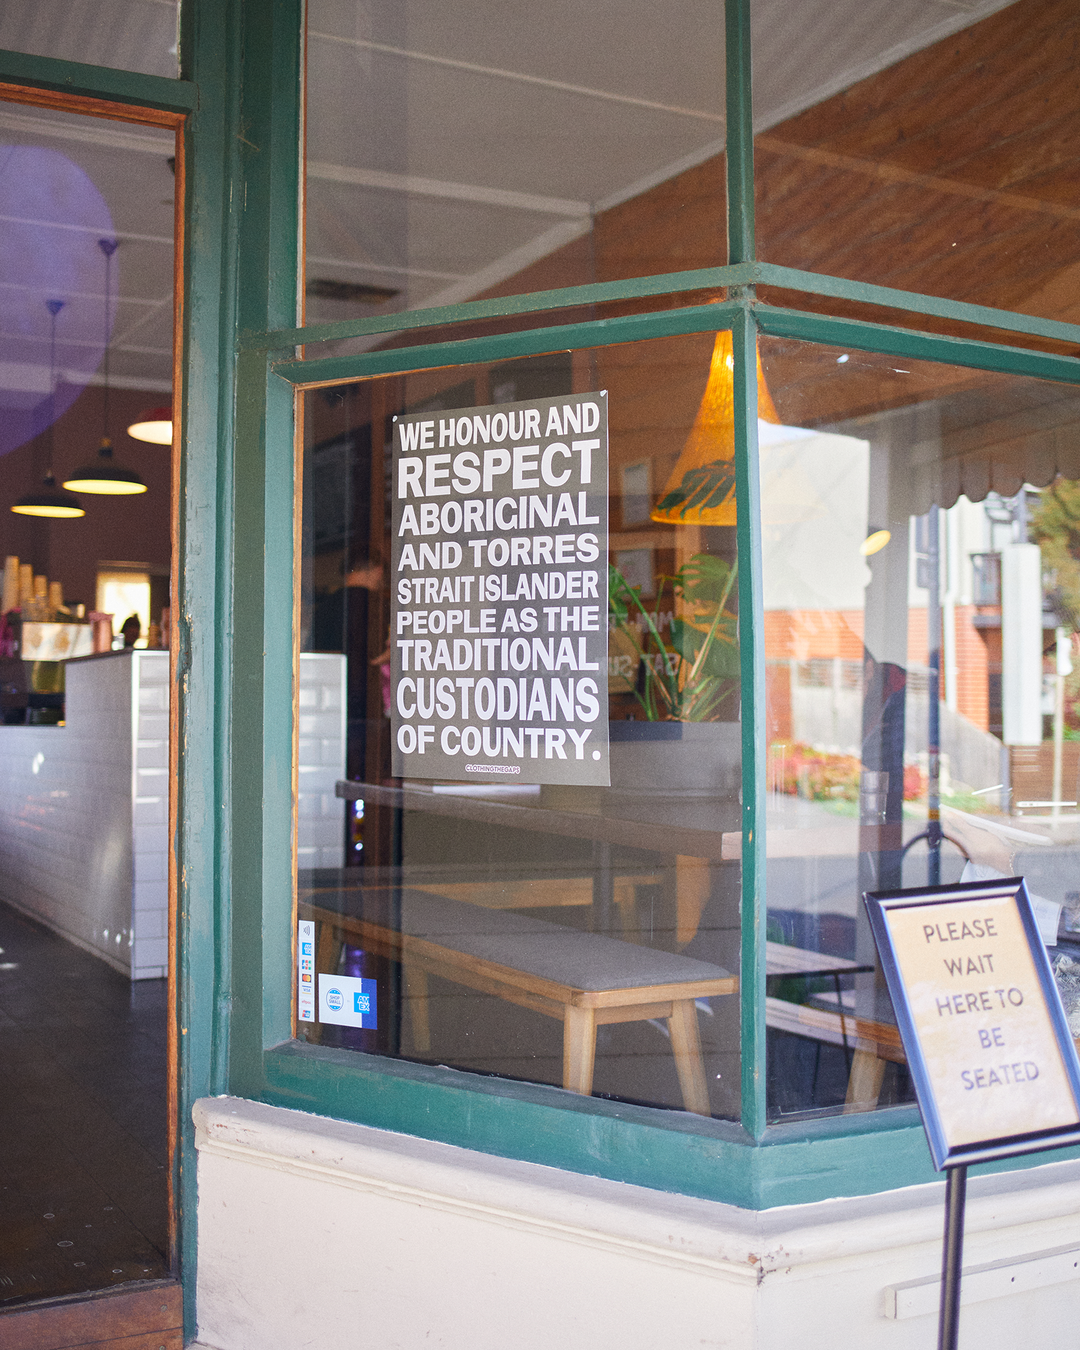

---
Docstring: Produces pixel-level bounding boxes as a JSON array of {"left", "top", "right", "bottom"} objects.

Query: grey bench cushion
[{"left": 385, "top": 888, "right": 731, "bottom": 994}]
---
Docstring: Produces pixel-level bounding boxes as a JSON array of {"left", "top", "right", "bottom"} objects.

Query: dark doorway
[{"left": 0, "top": 91, "right": 179, "bottom": 1331}]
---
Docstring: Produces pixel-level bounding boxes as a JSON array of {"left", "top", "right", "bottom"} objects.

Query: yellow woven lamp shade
[{"left": 651, "top": 331, "right": 780, "bottom": 525}]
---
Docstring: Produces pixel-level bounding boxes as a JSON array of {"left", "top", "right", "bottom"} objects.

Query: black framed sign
[{"left": 864, "top": 878, "right": 1080, "bottom": 1169}]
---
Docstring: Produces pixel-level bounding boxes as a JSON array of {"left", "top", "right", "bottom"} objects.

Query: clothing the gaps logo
[{"left": 390, "top": 391, "right": 610, "bottom": 786}]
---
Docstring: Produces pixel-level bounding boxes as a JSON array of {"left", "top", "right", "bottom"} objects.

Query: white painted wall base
[{"left": 194, "top": 1097, "right": 1080, "bottom": 1350}]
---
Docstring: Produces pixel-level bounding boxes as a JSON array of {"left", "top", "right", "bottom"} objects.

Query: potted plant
[
  {"left": 607, "top": 554, "right": 741, "bottom": 797},
  {"left": 609, "top": 553, "right": 739, "bottom": 721}
]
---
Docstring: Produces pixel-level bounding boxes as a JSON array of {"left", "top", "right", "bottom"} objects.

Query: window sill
[{"left": 252, "top": 1040, "right": 956, "bottom": 1208}]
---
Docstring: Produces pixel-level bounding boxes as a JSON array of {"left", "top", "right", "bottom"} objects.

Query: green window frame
[
  {"left": 231, "top": 0, "right": 1080, "bottom": 1208},
  {"left": 7, "top": 2, "right": 1080, "bottom": 1331}
]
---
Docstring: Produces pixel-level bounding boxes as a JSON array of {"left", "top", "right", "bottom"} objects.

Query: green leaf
[{"left": 656, "top": 461, "right": 736, "bottom": 520}]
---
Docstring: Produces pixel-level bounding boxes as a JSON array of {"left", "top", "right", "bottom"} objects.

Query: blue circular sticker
[{"left": 326, "top": 987, "right": 344, "bottom": 1010}]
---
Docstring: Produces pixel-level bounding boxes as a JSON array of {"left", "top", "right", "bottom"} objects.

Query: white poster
[{"left": 390, "top": 391, "right": 610, "bottom": 785}]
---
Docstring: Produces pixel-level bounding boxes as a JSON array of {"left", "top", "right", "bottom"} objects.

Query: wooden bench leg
[
  {"left": 315, "top": 920, "right": 342, "bottom": 978},
  {"left": 667, "top": 999, "right": 711, "bottom": 1116},
  {"left": 611, "top": 878, "right": 640, "bottom": 940},
  {"left": 843, "top": 1049, "right": 887, "bottom": 1113},
  {"left": 563, "top": 1006, "right": 597, "bottom": 1096},
  {"left": 675, "top": 856, "right": 711, "bottom": 947},
  {"left": 404, "top": 964, "right": 431, "bottom": 1053}
]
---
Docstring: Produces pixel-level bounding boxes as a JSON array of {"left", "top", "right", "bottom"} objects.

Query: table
[{"left": 336, "top": 778, "right": 737, "bottom": 945}]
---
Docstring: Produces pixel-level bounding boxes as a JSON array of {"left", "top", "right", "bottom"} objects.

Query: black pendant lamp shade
[
  {"left": 62, "top": 238, "right": 146, "bottom": 497},
  {"left": 64, "top": 437, "right": 146, "bottom": 495},
  {"left": 12, "top": 471, "right": 85, "bottom": 518},
  {"left": 12, "top": 299, "right": 86, "bottom": 519}
]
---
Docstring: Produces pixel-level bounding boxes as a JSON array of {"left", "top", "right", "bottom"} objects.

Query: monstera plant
[{"left": 609, "top": 552, "right": 739, "bottom": 721}]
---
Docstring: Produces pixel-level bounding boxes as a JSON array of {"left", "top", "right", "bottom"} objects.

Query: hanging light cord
[
  {"left": 45, "top": 298, "right": 64, "bottom": 474},
  {"left": 99, "top": 237, "right": 118, "bottom": 444}
]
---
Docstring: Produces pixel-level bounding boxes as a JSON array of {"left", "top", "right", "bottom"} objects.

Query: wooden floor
[
  {"left": 0, "top": 902, "right": 170, "bottom": 1313},
  {"left": 0, "top": 1280, "right": 182, "bottom": 1349}
]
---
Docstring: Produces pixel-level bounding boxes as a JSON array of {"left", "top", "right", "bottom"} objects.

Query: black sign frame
[{"left": 864, "top": 877, "right": 1080, "bottom": 1170}]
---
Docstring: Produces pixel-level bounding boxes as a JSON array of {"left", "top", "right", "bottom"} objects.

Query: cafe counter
[{"left": 0, "top": 650, "right": 345, "bottom": 979}]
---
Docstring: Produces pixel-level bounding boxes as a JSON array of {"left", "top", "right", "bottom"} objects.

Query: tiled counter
[
  {"left": 297, "top": 653, "right": 349, "bottom": 871},
  {"left": 0, "top": 651, "right": 345, "bottom": 979}
]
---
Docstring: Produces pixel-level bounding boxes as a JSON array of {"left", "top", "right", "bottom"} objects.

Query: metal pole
[
  {"left": 593, "top": 839, "right": 614, "bottom": 934},
  {"left": 927, "top": 506, "right": 942, "bottom": 885},
  {"left": 1053, "top": 667, "right": 1065, "bottom": 822},
  {"left": 1052, "top": 627, "right": 1069, "bottom": 822},
  {"left": 938, "top": 1164, "right": 967, "bottom": 1350}
]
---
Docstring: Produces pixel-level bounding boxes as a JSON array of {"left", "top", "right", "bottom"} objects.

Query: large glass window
[
  {"left": 268, "top": 0, "right": 1080, "bottom": 1196},
  {"left": 0, "top": 1, "right": 180, "bottom": 79},
  {"left": 296, "top": 332, "right": 744, "bottom": 1120},
  {"left": 758, "top": 335, "right": 1080, "bottom": 1120},
  {"left": 303, "top": 0, "right": 727, "bottom": 351},
  {"left": 752, "top": 0, "right": 1080, "bottom": 326}
]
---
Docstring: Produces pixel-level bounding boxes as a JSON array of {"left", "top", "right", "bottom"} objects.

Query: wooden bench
[
  {"left": 304, "top": 888, "right": 736, "bottom": 1116},
  {"left": 763, "top": 942, "right": 904, "bottom": 1111},
  {"left": 764, "top": 942, "right": 899, "bottom": 1109},
  {"left": 765, "top": 995, "right": 905, "bottom": 1111}
]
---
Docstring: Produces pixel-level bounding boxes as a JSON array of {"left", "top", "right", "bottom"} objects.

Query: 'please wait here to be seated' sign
[{"left": 865, "top": 878, "right": 1080, "bottom": 1169}]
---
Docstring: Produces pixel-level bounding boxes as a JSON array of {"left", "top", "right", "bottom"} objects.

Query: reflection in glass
[
  {"left": 753, "top": 0, "right": 1080, "bottom": 322},
  {"left": 0, "top": 0, "right": 180, "bottom": 78},
  {"left": 304, "top": 0, "right": 727, "bottom": 342},
  {"left": 760, "top": 337, "right": 1080, "bottom": 1121},
  {"left": 297, "top": 336, "right": 744, "bottom": 1119}
]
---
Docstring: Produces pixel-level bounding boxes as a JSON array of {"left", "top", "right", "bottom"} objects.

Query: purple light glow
[{"left": 0, "top": 145, "right": 117, "bottom": 458}]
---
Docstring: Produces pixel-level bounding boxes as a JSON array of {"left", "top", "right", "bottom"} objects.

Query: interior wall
[{"left": 0, "top": 383, "right": 172, "bottom": 611}]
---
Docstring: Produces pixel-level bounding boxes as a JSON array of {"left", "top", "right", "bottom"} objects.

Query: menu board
[
  {"left": 865, "top": 879, "right": 1080, "bottom": 1168},
  {"left": 390, "top": 391, "right": 609, "bottom": 786}
]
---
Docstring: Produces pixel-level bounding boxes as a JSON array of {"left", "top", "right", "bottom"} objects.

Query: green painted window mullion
[
  {"left": 247, "top": 265, "right": 754, "bottom": 351},
  {"left": 251, "top": 261, "right": 1080, "bottom": 360},
  {"left": 724, "top": 0, "right": 755, "bottom": 266},
  {"left": 752, "top": 264, "right": 1080, "bottom": 352},
  {"left": 228, "top": 347, "right": 273, "bottom": 1098},
  {"left": 756, "top": 304, "right": 1080, "bottom": 386},
  {"left": 174, "top": 0, "right": 249, "bottom": 1334},
  {"left": 0, "top": 47, "right": 196, "bottom": 111},
  {"left": 226, "top": 0, "right": 305, "bottom": 1087},
  {"left": 225, "top": 0, "right": 304, "bottom": 1076},
  {"left": 732, "top": 305, "right": 767, "bottom": 1139},
  {"left": 261, "top": 368, "right": 299, "bottom": 1054},
  {"left": 273, "top": 301, "right": 745, "bottom": 387}
]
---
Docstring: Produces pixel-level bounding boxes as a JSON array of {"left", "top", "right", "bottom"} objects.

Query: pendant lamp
[
  {"left": 12, "top": 299, "right": 86, "bottom": 519},
  {"left": 63, "top": 239, "right": 147, "bottom": 497},
  {"left": 12, "top": 471, "right": 85, "bottom": 518},
  {"left": 651, "top": 330, "right": 780, "bottom": 526},
  {"left": 127, "top": 404, "right": 172, "bottom": 444}
]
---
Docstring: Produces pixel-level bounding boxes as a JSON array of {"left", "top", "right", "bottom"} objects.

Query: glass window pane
[
  {"left": 759, "top": 334, "right": 1080, "bottom": 1120},
  {"left": 752, "top": 0, "right": 1079, "bottom": 322},
  {"left": 0, "top": 0, "right": 180, "bottom": 79},
  {"left": 296, "top": 332, "right": 743, "bottom": 1120},
  {"left": 304, "top": 1, "right": 726, "bottom": 332}
]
